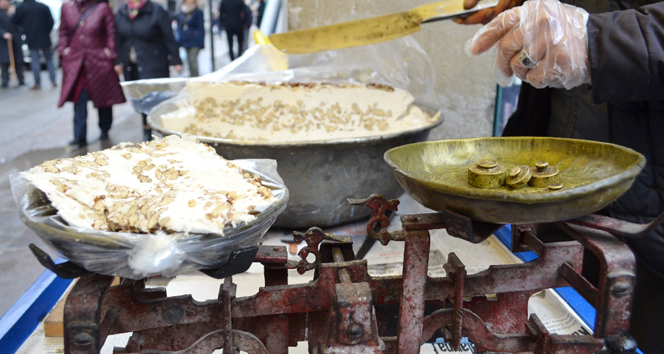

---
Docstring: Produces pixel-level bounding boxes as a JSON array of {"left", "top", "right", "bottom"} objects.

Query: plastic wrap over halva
[{"left": 21, "top": 135, "right": 277, "bottom": 235}]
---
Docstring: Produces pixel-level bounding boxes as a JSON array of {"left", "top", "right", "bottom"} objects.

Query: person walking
[
  {"left": 241, "top": 1, "right": 251, "bottom": 53},
  {"left": 0, "top": 0, "right": 24, "bottom": 87},
  {"left": 12, "top": 0, "right": 57, "bottom": 90},
  {"left": 58, "top": 0, "right": 126, "bottom": 149},
  {"left": 219, "top": 0, "right": 247, "bottom": 61},
  {"left": 175, "top": 0, "right": 204, "bottom": 77},
  {"left": 115, "top": 0, "right": 182, "bottom": 142},
  {"left": 256, "top": 0, "right": 265, "bottom": 29}
]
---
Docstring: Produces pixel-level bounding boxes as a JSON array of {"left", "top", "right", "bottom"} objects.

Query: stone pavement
[
  {"left": 0, "top": 29, "right": 238, "bottom": 318},
  {"left": 0, "top": 70, "right": 141, "bottom": 318}
]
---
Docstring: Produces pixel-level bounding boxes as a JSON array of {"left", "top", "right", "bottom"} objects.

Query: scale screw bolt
[
  {"left": 605, "top": 335, "right": 637, "bottom": 353},
  {"left": 346, "top": 323, "right": 363, "bottom": 341},
  {"left": 73, "top": 333, "right": 93, "bottom": 349},
  {"left": 611, "top": 282, "right": 631, "bottom": 297}
]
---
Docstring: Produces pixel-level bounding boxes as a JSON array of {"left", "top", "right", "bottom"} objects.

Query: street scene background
[{"left": 0, "top": 7, "right": 250, "bottom": 316}]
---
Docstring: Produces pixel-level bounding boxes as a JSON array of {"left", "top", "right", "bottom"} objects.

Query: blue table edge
[{"left": 0, "top": 260, "right": 73, "bottom": 354}]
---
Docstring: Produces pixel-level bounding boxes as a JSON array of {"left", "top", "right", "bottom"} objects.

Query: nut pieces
[
  {"left": 21, "top": 135, "right": 278, "bottom": 235},
  {"left": 160, "top": 81, "right": 439, "bottom": 143}
]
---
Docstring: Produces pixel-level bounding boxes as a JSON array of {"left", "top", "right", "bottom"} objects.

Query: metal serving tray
[{"left": 384, "top": 137, "right": 645, "bottom": 224}]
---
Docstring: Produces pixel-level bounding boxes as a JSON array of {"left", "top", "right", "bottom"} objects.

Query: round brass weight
[
  {"left": 468, "top": 159, "right": 507, "bottom": 188},
  {"left": 529, "top": 161, "right": 560, "bottom": 188},
  {"left": 506, "top": 165, "right": 532, "bottom": 189}
]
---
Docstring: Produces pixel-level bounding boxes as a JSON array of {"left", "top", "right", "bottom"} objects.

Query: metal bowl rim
[
  {"left": 147, "top": 102, "right": 444, "bottom": 147},
  {"left": 384, "top": 137, "right": 646, "bottom": 204}
]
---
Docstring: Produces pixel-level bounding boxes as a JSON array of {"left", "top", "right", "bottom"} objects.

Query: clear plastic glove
[{"left": 465, "top": 0, "right": 590, "bottom": 89}]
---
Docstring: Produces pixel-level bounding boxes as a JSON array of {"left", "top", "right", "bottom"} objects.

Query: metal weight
[
  {"left": 468, "top": 159, "right": 507, "bottom": 188},
  {"left": 529, "top": 161, "right": 560, "bottom": 188}
]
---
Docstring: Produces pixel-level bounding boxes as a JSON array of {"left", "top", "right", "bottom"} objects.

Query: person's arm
[
  {"left": 156, "top": 6, "right": 183, "bottom": 68},
  {"left": 0, "top": 25, "right": 10, "bottom": 41},
  {"left": 114, "top": 12, "right": 125, "bottom": 70},
  {"left": 45, "top": 5, "right": 54, "bottom": 31},
  {"left": 11, "top": 5, "right": 22, "bottom": 26},
  {"left": 587, "top": 3, "right": 664, "bottom": 103},
  {"left": 101, "top": 4, "right": 117, "bottom": 60},
  {"left": 195, "top": 9, "right": 204, "bottom": 31},
  {"left": 218, "top": 0, "right": 225, "bottom": 27},
  {"left": 102, "top": 6, "right": 123, "bottom": 75},
  {"left": 57, "top": 5, "right": 69, "bottom": 57}
]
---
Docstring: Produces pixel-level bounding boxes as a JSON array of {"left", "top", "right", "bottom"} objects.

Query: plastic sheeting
[{"left": 11, "top": 159, "right": 289, "bottom": 279}]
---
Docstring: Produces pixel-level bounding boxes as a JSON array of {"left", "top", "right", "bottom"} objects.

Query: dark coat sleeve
[
  {"left": 218, "top": 0, "right": 225, "bottom": 28},
  {"left": 57, "top": 4, "right": 68, "bottom": 57},
  {"left": 155, "top": 5, "right": 182, "bottom": 66},
  {"left": 45, "top": 5, "right": 54, "bottom": 31},
  {"left": 11, "top": 5, "right": 23, "bottom": 27},
  {"left": 114, "top": 10, "right": 125, "bottom": 66},
  {"left": 104, "top": 4, "right": 117, "bottom": 60},
  {"left": 587, "top": 2, "right": 664, "bottom": 103}
]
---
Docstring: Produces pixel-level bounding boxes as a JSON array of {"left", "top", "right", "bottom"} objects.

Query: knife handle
[{"left": 417, "top": 0, "right": 500, "bottom": 24}]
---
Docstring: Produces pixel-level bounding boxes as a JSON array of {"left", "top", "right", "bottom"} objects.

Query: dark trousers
[
  {"left": 73, "top": 88, "right": 112, "bottom": 144},
  {"left": 124, "top": 62, "right": 151, "bottom": 141},
  {"left": 226, "top": 27, "right": 245, "bottom": 61},
  {"left": 1, "top": 61, "right": 25, "bottom": 86},
  {"left": 29, "top": 46, "right": 56, "bottom": 86}
]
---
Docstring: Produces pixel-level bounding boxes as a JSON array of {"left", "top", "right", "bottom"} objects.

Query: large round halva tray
[
  {"left": 148, "top": 100, "right": 443, "bottom": 228},
  {"left": 384, "top": 137, "right": 646, "bottom": 224}
]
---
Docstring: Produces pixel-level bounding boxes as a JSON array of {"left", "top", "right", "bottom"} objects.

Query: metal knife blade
[{"left": 268, "top": 0, "right": 499, "bottom": 54}]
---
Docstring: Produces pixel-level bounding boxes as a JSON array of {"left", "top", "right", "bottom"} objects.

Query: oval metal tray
[
  {"left": 384, "top": 137, "right": 646, "bottom": 224},
  {"left": 148, "top": 98, "right": 443, "bottom": 228}
]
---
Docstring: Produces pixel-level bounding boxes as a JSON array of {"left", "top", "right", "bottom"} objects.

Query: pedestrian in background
[
  {"left": 256, "top": 0, "right": 265, "bottom": 29},
  {"left": 115, "top": 0, "right": 182, "bottom": 142},
  {"left": 175, "top": 0, "right": 204, "bottom": 77},
  {"left": 241, "top": 1, "right": 251, "bottom": 53},
  {"left": 219, "top": 0, "right": 247, "bottom": 61},
  {"left": 0, "top": 0, "right": 24, "bottom": 88},
  {"left": 12, "top": 0, "right": 57, "bottom": 90},
  {"left": 58, "top": 0, "right": 126, "bottom": 149}
]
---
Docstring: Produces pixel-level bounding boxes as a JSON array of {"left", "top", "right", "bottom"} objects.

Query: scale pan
[{"left": 384, "top": 137, "right": 645, "bottom": 224}]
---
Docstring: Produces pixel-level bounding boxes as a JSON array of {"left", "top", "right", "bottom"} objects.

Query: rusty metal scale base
[{"left": 34, "top": 194, "right": 651, "bottom": 354}]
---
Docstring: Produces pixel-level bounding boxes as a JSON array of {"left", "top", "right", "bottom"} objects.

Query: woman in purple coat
[{"left": 58, "top": 0, "right": 126, "bottom": 149}]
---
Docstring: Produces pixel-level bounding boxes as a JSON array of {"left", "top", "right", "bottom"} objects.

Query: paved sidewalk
[{"left": 0, "top": 71, "right": 140, "bottom": 317}]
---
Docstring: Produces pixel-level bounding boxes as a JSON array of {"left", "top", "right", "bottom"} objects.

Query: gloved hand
[{"left": 465, "top": 0, "right": 591, "bottom": 89}]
